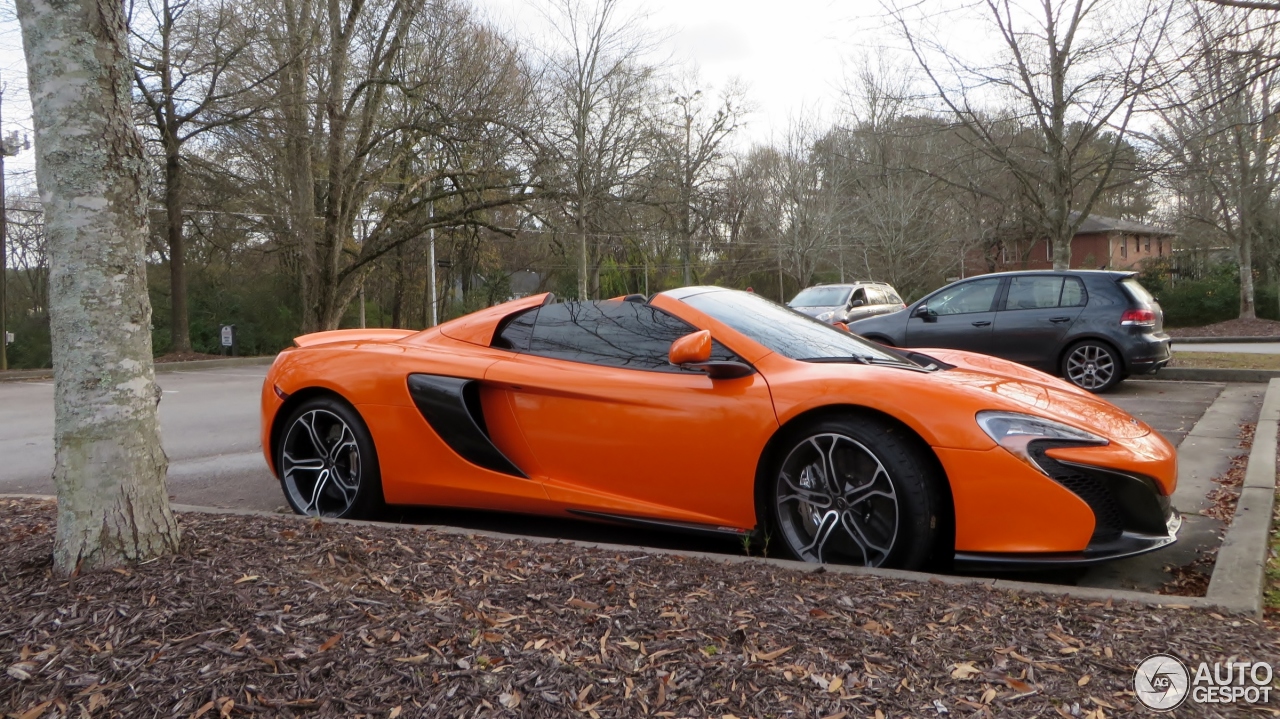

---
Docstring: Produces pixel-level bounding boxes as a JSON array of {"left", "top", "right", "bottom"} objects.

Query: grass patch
[{"left": 1170, "top": 351, "right": 1280, "bottom": 370}]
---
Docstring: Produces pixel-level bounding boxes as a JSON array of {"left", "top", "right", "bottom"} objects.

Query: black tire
[
  {"left": 1061, "top": 340, "right": 1123, "bottom": 393},
  {"left": 765, "top": 415, "right": 943, "bottom": 570},
  {"left": 276, "top": 395, "right": 383, "bottom": 519}
]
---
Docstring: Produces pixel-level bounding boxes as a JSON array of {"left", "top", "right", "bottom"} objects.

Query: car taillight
[{"left": 1120, "top": 308, "right": 1156, "bottom": 326}]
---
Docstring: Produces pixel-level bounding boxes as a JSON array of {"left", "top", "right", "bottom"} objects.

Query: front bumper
[
  {"left": 953, "top": 448, "right": 1180, "bottom": 568},
  {"left": 954, "top": 510, "right": 1181, "bottom": 568}
]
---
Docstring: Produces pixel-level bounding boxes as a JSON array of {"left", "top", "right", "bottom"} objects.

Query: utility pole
[
  {"left": 838, "top": 223, "right": 845, "bottom": 283},
  {"left": 426, "top": 145, "right": 438, "bottom": 327},
  {"left": 428, "top": 201, "right": 437, "bottom": 326},
  {"left": 0, "top": 90, "right": 7, "bottom": 371},
  {"left": 0, "top": 88, "right": 13, "bottom": 371}
]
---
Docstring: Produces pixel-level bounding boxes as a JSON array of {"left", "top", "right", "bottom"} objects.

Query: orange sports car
[{"left": 260, "top": 287, "right": 1180, "bottom": 570}]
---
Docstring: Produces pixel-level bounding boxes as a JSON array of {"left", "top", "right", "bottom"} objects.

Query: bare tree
[
  {"left": 891, "top": 0, "right": 1173, "bottom": 269},
  {"left": 243, "top": 0, "right": 539, "bottom": 330},
  {"left": 541, "top": 0, "right": 655, "bottom": 300},
  {"left": 1153, "top": 5, "right": 1280, "bottom": 318},
  {"left": 131, "top": 0, "right": 276, "bottom": 352},
  {"left": 650, "top": 78, "right": 744, "bottom": 285},
  {"left": 17, "top": 0, "right": 180, "bottom": 572}
]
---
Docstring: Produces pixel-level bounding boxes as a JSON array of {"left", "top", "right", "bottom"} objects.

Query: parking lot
[{"left": 0, "top": 368, "right": 1260, "bottom": 592}]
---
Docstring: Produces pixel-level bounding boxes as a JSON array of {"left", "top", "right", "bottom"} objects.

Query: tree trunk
[
  {"left": 164, "top": 140, "right": 190, "bottom": 353},
  {"left": 283, "top": 0, "right": 318, "bottom": 332},
  {"left": 18, "top": 0, "right": 180, "bottom": 573},
  {"left": 1239, "top": 235, "right": 1256, "bottom": 320}
]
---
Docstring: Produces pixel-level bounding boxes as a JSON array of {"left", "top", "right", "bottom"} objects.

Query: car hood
[{"left": 918, "top": 348, "right": 1151, "bottom": 440}]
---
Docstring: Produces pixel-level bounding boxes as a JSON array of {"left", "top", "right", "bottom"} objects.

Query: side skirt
[{"left": 568, "top": 509, "right": 751, "bottom": 539}]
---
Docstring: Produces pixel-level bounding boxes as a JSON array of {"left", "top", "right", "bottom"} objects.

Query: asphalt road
[{"left": 0, "top": 366, "right": 282, "bottom": 511}]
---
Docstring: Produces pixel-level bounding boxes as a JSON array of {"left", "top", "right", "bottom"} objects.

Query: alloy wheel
[
  {"left": 1066, "top": 344, "right": 1115, "bottom": 390},
  {"left": 775, "top": 433, "right": 900, "bottom": 566},
  {"left": 281, "top": 408, "right": 362, "bottom": 517}
]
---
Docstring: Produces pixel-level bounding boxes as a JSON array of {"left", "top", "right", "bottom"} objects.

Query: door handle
[
  {"left": 971, "top": 320, "right": 991, "bottom": 327},
  {"left": 1048, "top": 317, "right": 1071, "bottom": 324}
]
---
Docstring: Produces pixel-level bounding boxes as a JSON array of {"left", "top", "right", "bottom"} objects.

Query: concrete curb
[
  {"left": 0, "top": 355, "right": 276, "bottom": 383},
  {"left": 1134, "top": 367, "right": 1280, "bottom": 383},
  {"left": 0, "top": 493, "right": 1245, "bottom": 614},
  {"left": 1171, "top": 336, "right": 1280, "bottom": 344},
  {"left": 1205, "top": 377, "right": 1280, "bottom": 616}
]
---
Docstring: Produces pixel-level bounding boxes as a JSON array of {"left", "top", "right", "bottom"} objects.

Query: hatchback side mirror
[
  {"left": 849, "top": 299, "right": 865, "bottom": 308},
  {"left": 669, "top": 330, "right": 755, "bottom": 379},
  {"left": 912, "top": 304, "right": 936, "bottom": 323}
]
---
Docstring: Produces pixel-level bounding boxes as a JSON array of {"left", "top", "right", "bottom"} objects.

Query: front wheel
[
  {"left": 768, "top": 416, "right": 943, "bottom": 569},
  {"left": 277, "top": 396, "right": 383, "bottom": 518},
  {"left": 1061, "top": 340, "right": 1122, "bottom": 393}
]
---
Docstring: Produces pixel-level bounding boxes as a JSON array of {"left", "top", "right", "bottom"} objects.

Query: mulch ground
[
  {"left": 1167, "top": 318, "right": 1280, "bottom": 338},
  {"left": 3, "top": 499, "right": 1278, "bottom": 719}
]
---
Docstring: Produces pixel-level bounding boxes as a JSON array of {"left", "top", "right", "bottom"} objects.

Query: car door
[
  {"left": 905, "top": 276, "right": 1005, "bottom": 354},
  {"left": 483, "top": 300, "right": 778, "bottom": 530},
  {"left": 991, "top": 275, "right": 1087, "bottom": 371},
  {"left": 843, "top": 287, "right": 873, "bottom": 322}
]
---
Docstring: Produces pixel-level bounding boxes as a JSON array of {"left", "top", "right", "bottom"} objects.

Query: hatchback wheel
[
  {"left": 1062, "top": 340, "right": 1122, "bottom": 393},
  {"left": 277, "top": 397, "right": 383, "bottom": 518},
  {"left": 768, "top": 416, "right": 942, "bottom": 569}
]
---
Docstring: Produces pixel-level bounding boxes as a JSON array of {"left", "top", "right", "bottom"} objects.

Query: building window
[
  {"left": 1158, "top": 238, "right": 1163, "bottom": 255},
  {"left": 1046, "top": 239, "right": 1051, "bottom": 260},
  {"left": 1145, "top": 238, "right": 1151, "bottom": 252},
  {"left": 1120, "top": 238, "right": 1127, "bottom": 259}
]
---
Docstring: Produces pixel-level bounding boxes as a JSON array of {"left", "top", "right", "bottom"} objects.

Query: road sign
[
  {"left": 3, "top": 332, "right": 11, "bottom": 345},
  {"left": 220, "top": 325, "right": 234, "bottom": 348}
]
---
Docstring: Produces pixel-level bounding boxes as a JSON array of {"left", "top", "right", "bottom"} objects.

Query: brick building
[{"left": 983, "top": 213, "right": 1175, "bottom": 272}]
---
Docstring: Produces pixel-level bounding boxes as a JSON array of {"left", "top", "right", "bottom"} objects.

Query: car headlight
[
  {"left": 976, "top": 411, "right": 1107, "bottom": 473},
  {"left": 817, "top": 311, "right": 835, "bottom": 321}
]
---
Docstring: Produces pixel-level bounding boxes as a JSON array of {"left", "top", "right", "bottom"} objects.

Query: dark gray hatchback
[{"left": 846, "top": 270, "right": 1171, "bottom": 392}]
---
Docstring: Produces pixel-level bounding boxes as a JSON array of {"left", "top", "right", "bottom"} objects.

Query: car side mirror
[
  {"left": 668, "top": 330, "right": 755, "bottom": 379},
  {"left": 669, "top": 329, "right": 712, "bottom": 365},
  {"left": 833, "top": 322, "right": 850, "bottom": 332},
  {"left": 849, "top": 299, "right": 865, "bottom": 308},
  {"left": 912, "top": 304, "right": 937, "bottom": 323}
]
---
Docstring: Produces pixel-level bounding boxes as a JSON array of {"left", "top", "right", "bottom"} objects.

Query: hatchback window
[
  {"left": 1004, "top": 276, "right": 1064, "bottom": 310},
  {"left": 1120, "top": 277, "right": 1156, "bottom": 305},
  {"left": 865, "top": 288, "right": 886, "bottom": 304},
  {"left": 928, "top": 278, "right": 1002, "bottom": 315},
  {"left": 1060, "top": 277, "right": 1087, "bottom": 307}
]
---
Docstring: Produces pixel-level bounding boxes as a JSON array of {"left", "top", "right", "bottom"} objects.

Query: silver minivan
[{"left": 788, "top": 282, "right": 907, "bottom": 324}]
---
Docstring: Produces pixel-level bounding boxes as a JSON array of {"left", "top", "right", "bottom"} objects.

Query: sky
[
  {"left": 0, "top": 0, "right": 908, "bottom": 183},
  {"left": 470, "top": 0, "right": 889, "bottom": 147}
]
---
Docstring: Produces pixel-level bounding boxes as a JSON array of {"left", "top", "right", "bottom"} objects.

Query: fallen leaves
[{"left": 0, "top": 497, "right": 1271, "bottom": 719}]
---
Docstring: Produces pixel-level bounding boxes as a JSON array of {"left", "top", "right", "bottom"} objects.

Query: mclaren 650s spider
[{"left": 261, "top": 286, "right": 1180, "bottom": 570}]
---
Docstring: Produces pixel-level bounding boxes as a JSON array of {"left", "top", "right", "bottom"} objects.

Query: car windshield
[
  {"left": 679, "top": 289, "right": 929, "bottom": 368},
  {"left": 789, "top": 287, "right": 849, "bottom": 307}
]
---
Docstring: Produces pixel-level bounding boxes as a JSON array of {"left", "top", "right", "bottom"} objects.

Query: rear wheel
[
  {"left": 767, "top": 416, "right": 942, "bottom": 569},
  {"left": 277, "top": 396, "right": 383, "bottom": 518},
  {"left": 1062, "top": 340, "right": 1122, "bottom": 393}
]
